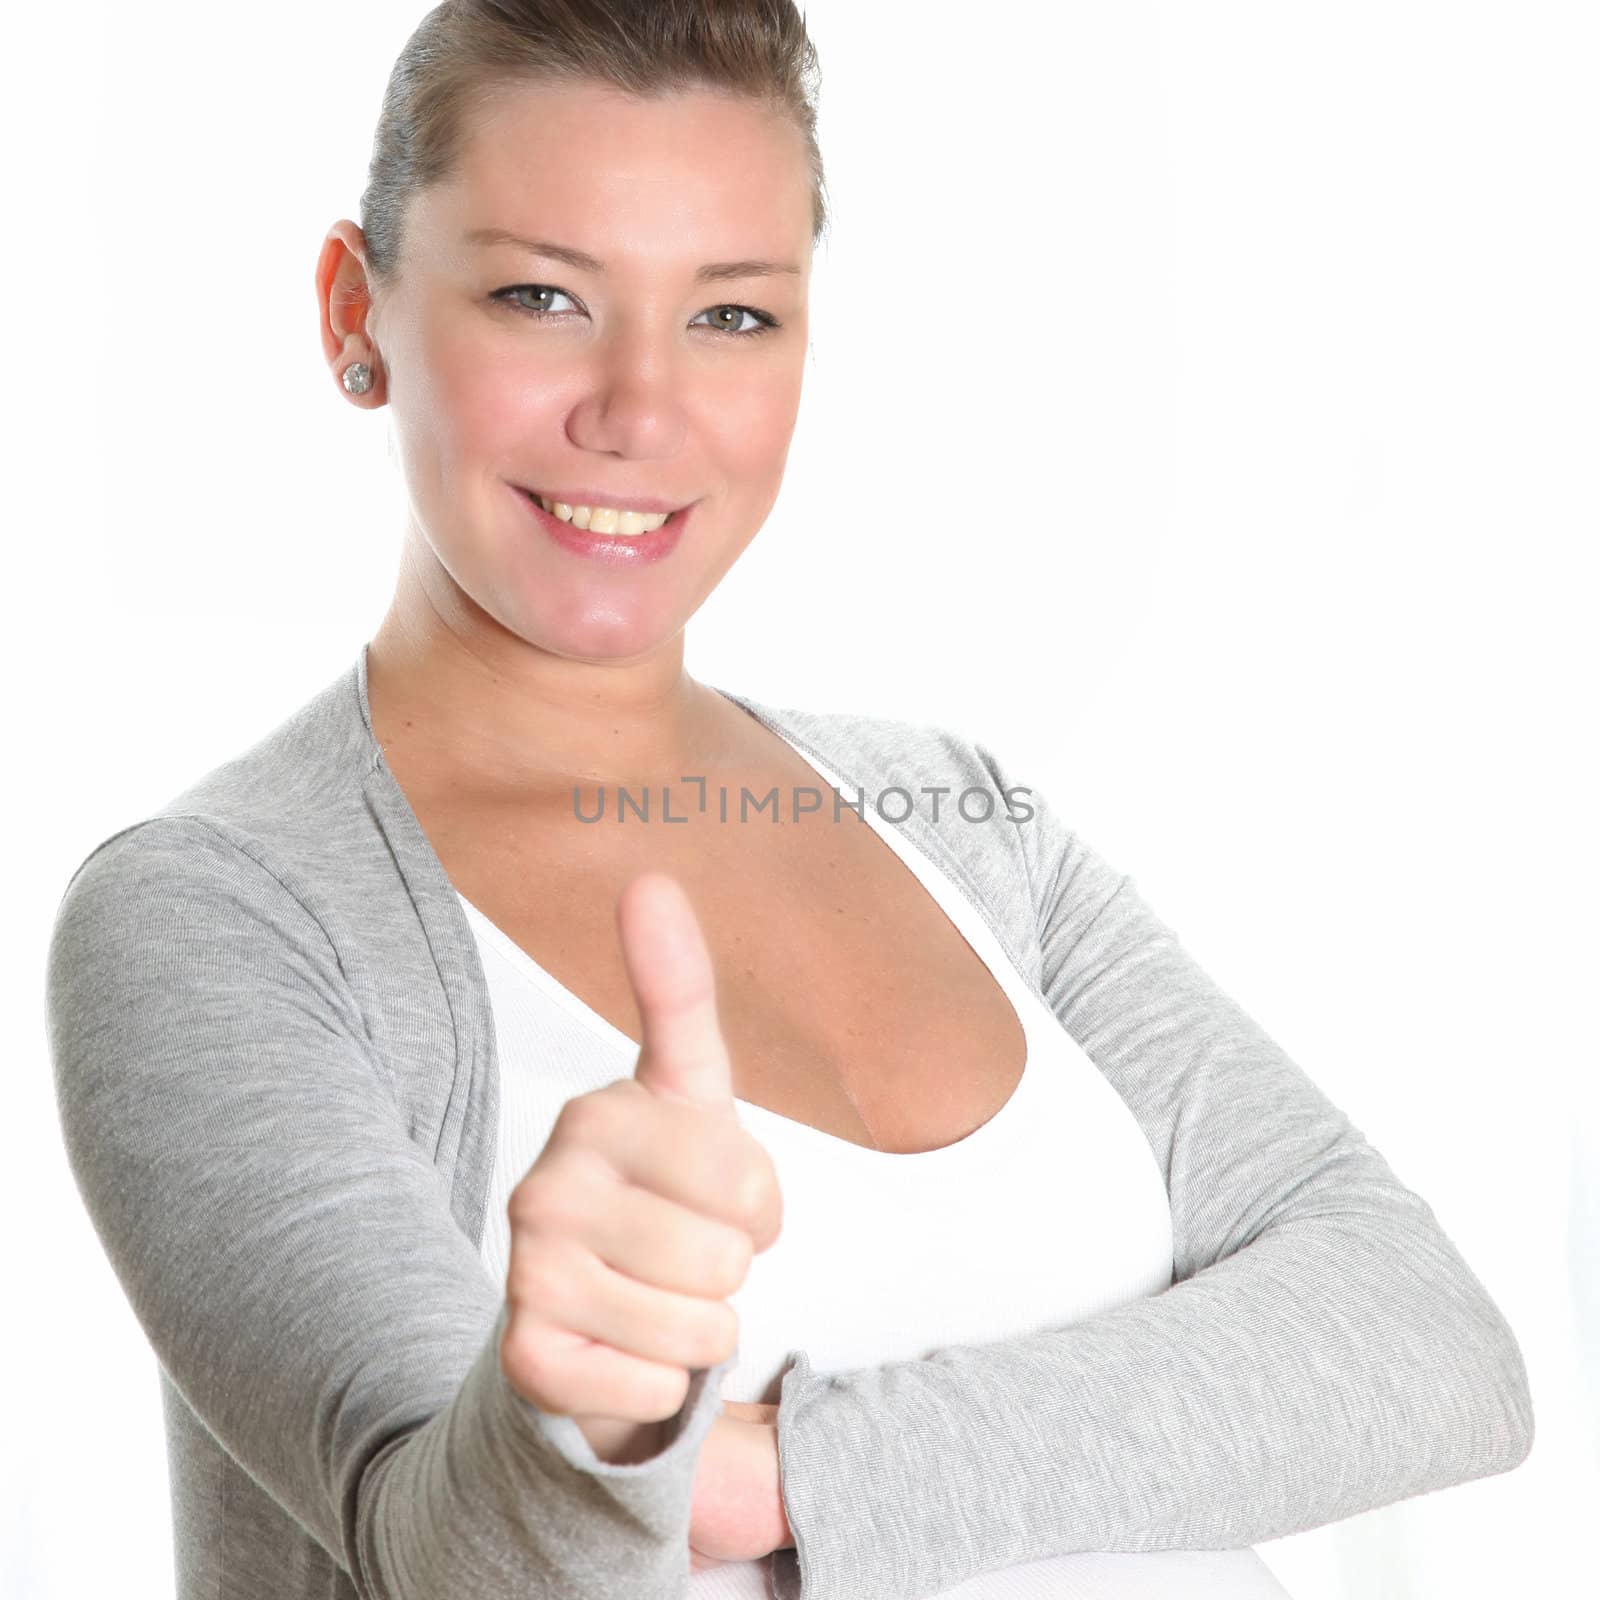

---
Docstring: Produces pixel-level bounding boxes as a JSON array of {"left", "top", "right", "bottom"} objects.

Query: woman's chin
[{"left": 503, "top": 607, "right": 687, "bottom": 666}]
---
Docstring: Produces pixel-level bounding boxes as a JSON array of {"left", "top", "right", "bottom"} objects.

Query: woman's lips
[{"left": 511, "top": 484, "right": 689, "bottom": 566}]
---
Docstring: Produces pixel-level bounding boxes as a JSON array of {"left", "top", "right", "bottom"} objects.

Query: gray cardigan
[{"left": 44, "top": 644, "right": 1534, "bottom": 1600}]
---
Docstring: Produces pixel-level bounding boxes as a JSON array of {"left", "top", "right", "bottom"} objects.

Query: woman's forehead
[
  {"left": 462, "top": 75, "right": 798, "bottom": 157},
  {"left": 419, "top": 88, "right": 812, "bottom": 264}
]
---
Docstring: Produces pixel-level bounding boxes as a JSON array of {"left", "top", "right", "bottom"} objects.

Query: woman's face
[{"left": 340, "top": 78, "right": 813, "bottom": 665}]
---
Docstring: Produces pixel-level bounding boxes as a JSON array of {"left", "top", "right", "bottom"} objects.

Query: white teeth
[{"left": 536, "top": 495, "right": 672, "bottom": 535}]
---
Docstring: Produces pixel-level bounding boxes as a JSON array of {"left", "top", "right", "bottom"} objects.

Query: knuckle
[
  {"left": 649, "top": 1365, "right": 693, "bottom": 1421},
  {"left": 731, "top": 1149, "right": 776, "bottom": 1231},
  {"left": 756, "top": 1151, "right": 784, "bottom": 1243},
  {"left": 712, "top": 1224, "right": 754, "bottom": 1293},
  {"left": 511, "top": 1239, "right": 577, "bottom": 1314},
  {"left": 671, "top": 1297, "right": 736, "bottom": 1369},
  {"left": 554, "top": 1090, "right": 614, "bottom": 1149},
  {"left": 501, "top": 1322, "right": 563, "bottom": 1411},
  {"left": 508, "top": 1173, "right": 565, "bottom": 1234},
  {"left": 695, "top": 1300, "right": 740, "bottom": 1367}
]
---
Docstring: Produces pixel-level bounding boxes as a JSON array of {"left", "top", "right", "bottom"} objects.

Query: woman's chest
[{"left": 435, "top": 800, "right": 1027, "bottom": 1155}]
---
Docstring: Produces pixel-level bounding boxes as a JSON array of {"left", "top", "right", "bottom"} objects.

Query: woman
[{"left": 45, "top": 4, "right": 1534, "bottom": 1598}]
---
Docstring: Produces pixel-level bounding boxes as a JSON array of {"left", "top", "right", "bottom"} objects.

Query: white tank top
[{"left": 462, "top": 731, "right": 1292, "bottom": 1599}]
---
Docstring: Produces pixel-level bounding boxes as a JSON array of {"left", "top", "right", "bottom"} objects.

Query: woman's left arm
[
  {"left": 763, "top": 752, "right": 1534, "bottom": 1600},
  {"left": 688, "top": 1402, "right": 787, "bottom": 1571}
]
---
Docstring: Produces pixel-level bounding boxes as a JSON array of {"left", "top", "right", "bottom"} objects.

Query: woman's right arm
[{"left": 44, "top": 817, "right": 734, "bottom": 1600}]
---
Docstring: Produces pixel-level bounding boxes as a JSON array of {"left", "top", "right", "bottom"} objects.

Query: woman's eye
[
  {"left": 495, "top": 285, "right": 579, "bottom": 317},
  {"left": 690, "top": 305, "right": 776, "bottom": 337},
  {"left": 491, "top": 285, "right": 777, "bottom": 339}
]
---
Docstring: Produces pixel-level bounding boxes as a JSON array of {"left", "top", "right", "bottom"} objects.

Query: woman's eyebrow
[{"left": 463, "top": 226, "right": 800, "bottom": 283}]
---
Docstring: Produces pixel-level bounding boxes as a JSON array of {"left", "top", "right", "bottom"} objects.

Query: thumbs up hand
[{"left": 498, "top": 872, "right": 783, "bottom": 1465}]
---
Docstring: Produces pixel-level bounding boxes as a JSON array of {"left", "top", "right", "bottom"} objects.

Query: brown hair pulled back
[{"left": 357, "top": 0, "right": 829, "bottom": 293}]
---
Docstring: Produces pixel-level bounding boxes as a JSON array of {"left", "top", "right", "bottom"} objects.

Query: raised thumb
[{"left": 618, "top": 871, "right": 735, "bottom": 1112}]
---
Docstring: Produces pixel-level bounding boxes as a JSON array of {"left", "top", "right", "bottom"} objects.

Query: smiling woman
[
  {"left": 322, "top": 41, "right": 817, "bottom": 665},
  {"left": 44, "top": 4, "right": 1535, "bottom": 1600}
]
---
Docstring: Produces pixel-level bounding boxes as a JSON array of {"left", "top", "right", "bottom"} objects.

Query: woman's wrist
[{"left": 577, "top": 1413, "right": 670, "bottom": 1465}]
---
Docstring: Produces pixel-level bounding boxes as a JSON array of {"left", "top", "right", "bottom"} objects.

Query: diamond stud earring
[{"left": 342, "top": 362, "right": 373, "bottom": 395}]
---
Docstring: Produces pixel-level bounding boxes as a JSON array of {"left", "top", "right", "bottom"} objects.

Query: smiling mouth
[
  {"left": 520, "top": 489, "right": 684, "bottom": 536},
  {"left": 518, "top": 483, "right": 694, "bottom": 547}
]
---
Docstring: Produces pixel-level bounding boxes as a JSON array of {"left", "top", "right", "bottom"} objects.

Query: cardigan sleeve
[
  {"left": 765, "top": 754, "right": 1535, "bottom": 1600},
  {"left": 45, "top": 816, "right": 733, "bottom": 1600}
]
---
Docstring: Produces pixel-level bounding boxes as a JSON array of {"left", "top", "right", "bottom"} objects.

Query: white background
[{"left": 6, "top": 2, "right": 1595, "bottom": 1596}]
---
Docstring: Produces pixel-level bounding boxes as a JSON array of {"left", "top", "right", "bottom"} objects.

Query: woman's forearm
[{"left": 691, "top": 1406, "right": 793, "bottom": 1565}]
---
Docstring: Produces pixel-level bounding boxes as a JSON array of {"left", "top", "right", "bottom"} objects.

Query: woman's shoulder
[
  {"left": 715, "top": 683, "right": 1057, "bottom": 923},
  {"left": 51, "top": 655, "right": 386, "bottom": 942}
]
